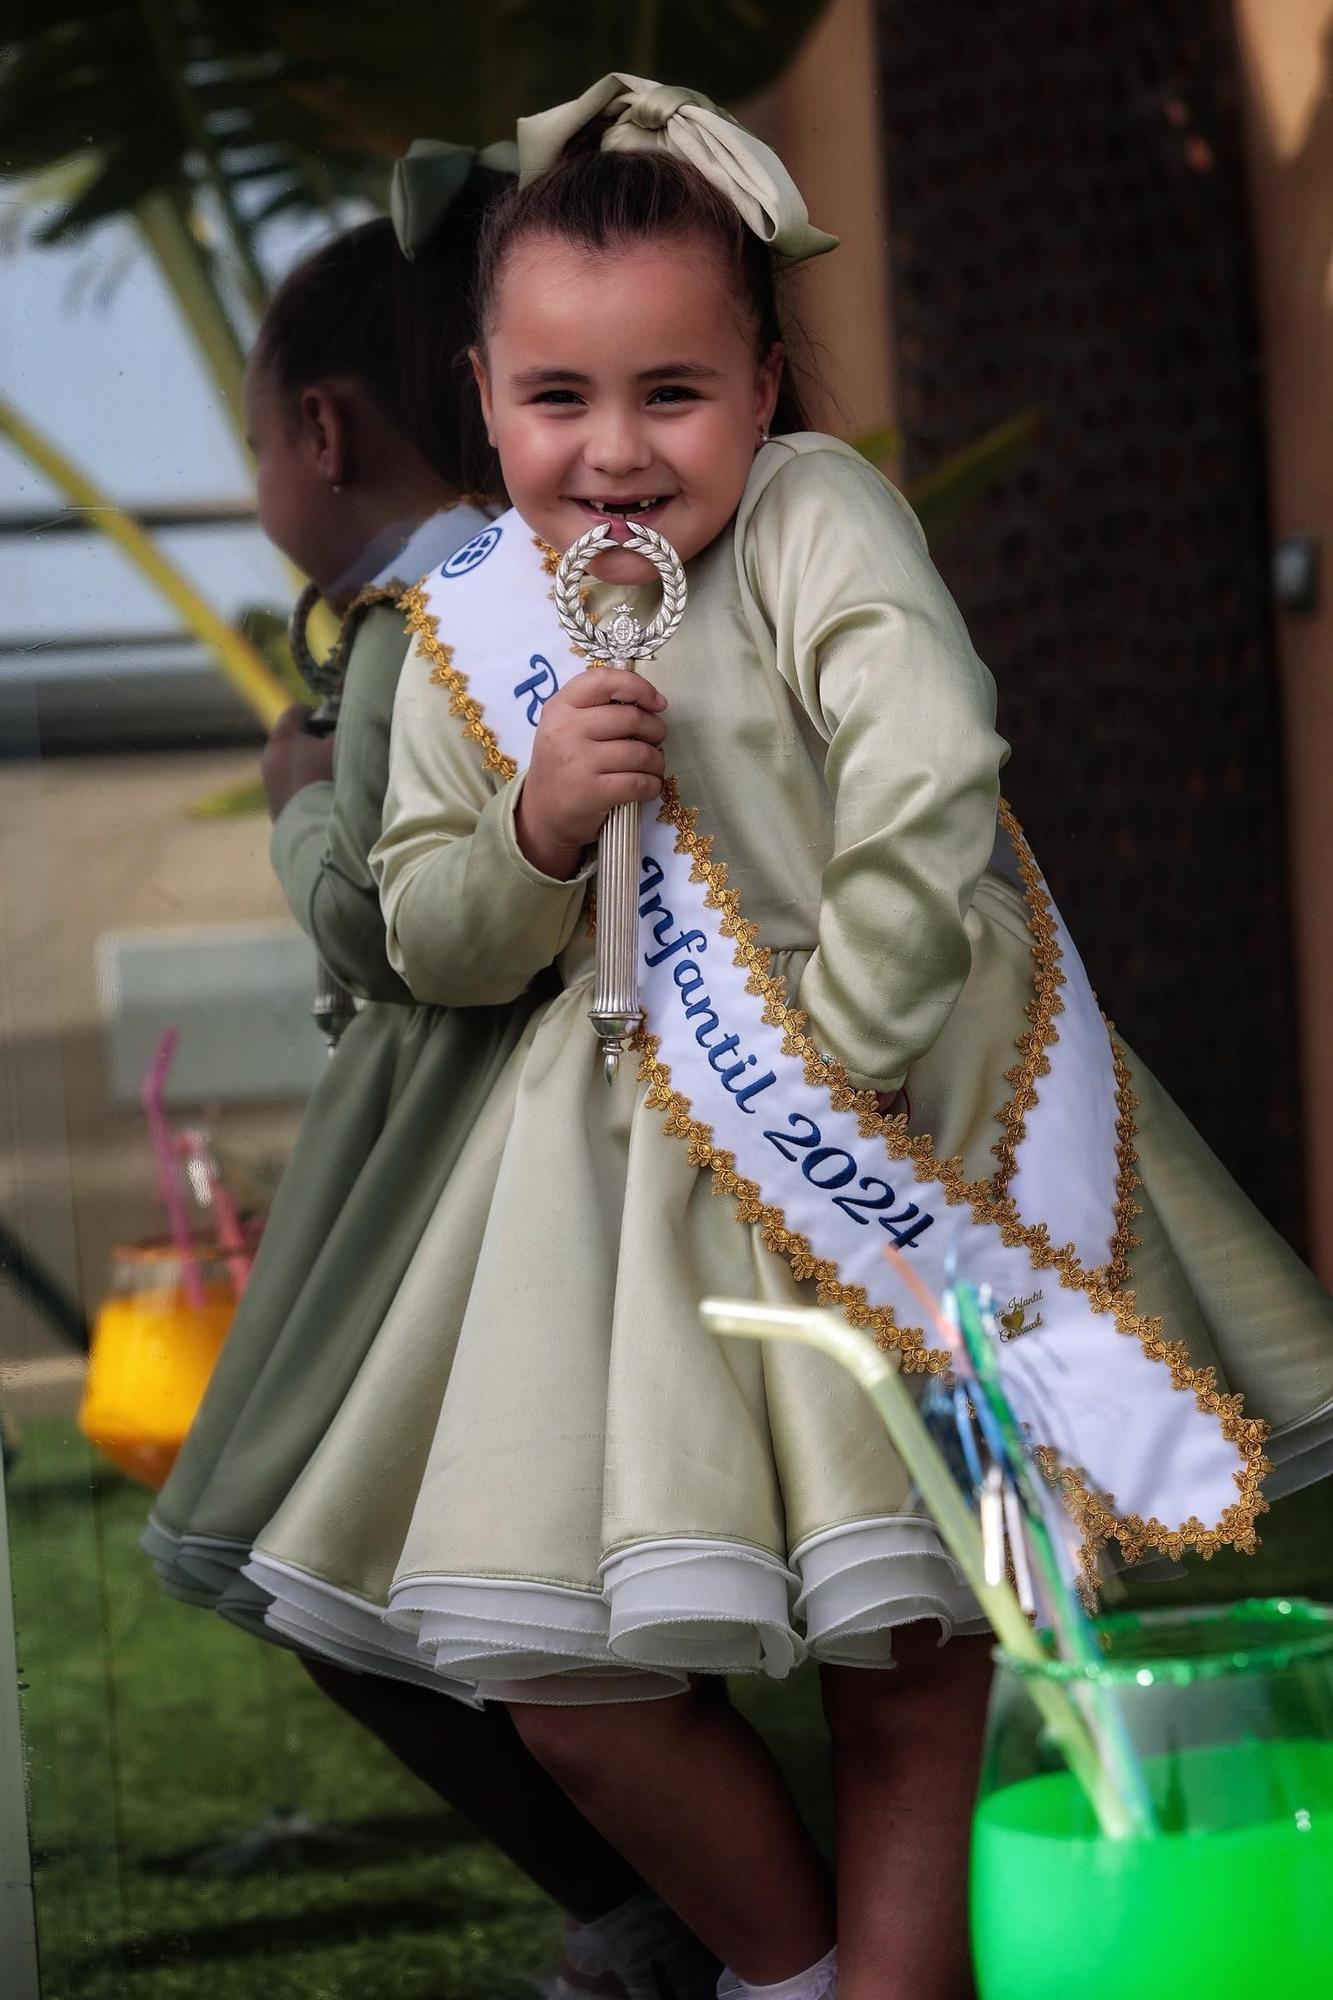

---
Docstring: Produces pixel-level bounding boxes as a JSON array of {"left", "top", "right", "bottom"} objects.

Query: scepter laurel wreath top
[{"left": 553, "top": 522, "right": 688, "bottom": 662}]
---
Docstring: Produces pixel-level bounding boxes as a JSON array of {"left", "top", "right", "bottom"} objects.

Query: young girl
[
  {"left": 144, "top": 149, "right": 720, "bottom": 2000},
  {"left": 241, "top": 78, "right": 1333, "bottom": 2000}
]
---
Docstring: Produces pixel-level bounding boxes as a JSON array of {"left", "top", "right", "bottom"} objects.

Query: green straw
[
  {"left": 953, "top": 1285, "right": 1104, "bottom": 1668},
  {"left": 699, "top": 1297, "right": 1142, "bottom": 1839},
  {"left": 953, "top": 1284, "right": 1158, "bottom": 1835}
]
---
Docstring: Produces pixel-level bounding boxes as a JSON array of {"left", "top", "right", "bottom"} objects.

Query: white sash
[{"left": 403, "top": 513, "right": 1270, "bottom": 1574}]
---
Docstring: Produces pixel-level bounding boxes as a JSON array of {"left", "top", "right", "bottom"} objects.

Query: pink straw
[
  {"left": 178, "top": 1129, "right": 253, "bottom": 1299},
  {"left": 142, "top": 1029, "right": 206, "bottom": 1309}
]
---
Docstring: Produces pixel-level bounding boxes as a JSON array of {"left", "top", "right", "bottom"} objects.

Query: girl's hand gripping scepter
[{"left": 554, "top": 523, "right": 687, "bottom": 1083}]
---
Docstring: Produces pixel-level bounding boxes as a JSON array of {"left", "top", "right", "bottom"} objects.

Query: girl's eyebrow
[
  {"left": 510, "top": 367, "right": 594, "bottom": 386},
  {"left": 509, "top": 361, "right": 722, "bottom": 387},
  {"left": 638, "top": 362, "right": 722, "bottom": 382}
]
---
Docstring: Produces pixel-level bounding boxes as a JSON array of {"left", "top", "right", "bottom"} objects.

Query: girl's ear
[
  {"left": 298, "top": 385, "right": 349, "bottom": 488},
  {"left": 756, "top": 341, "right": 784, "bottom": 437},
  {"left": 469, "top": 347, "right": 497, "bottom": 448}
]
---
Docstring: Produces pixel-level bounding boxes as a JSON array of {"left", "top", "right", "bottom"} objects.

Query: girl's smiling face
[{"left": 473, "top": 234, "right": 782, "bottom": 583}]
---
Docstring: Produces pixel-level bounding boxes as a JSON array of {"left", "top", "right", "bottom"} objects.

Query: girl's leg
[
  {"left": 821, "top": 1630, "right": 993, "bottom": 2000},
  {"left": 510, "top": 1680, "right": 836, "bottom": 1986},
  {"left": 299, "top": 1653, "right": 641, "bottom": 1919}
]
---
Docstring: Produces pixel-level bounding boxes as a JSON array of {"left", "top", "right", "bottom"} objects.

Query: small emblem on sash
[
  {"left": 1000, "top": 1291, "right": 1045, "bottom": 1340},
  {"left": 442, "top": 525, "right": 502, "bottom": 576}
]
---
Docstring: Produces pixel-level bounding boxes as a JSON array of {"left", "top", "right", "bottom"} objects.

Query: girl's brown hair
[
  {"left": 472, "top": 146, "right": 813, "bottom": 436},
  {"left": 256, "top": 164, "right": 507, "bottom": 496}
]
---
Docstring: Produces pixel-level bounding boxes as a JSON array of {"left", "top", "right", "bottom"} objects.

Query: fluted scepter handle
[{"left": 554, "top": 524, "right": 688, "bottom": 1082}]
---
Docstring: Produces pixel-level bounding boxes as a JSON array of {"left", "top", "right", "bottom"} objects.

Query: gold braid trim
[
  {"left": 988, "top": 801, "right": 1065, "bottom": 1203},
  {"left": 346, "top": 582, "right": 406, "bottom": 617},
  {"left": 635, "top": 1031, "right": 939, "bottom": 1372},
  {"left": 400, "top": 582, "right": 518, "bottom": 783},
  {"left": 986, "top": 802, "right": 1142, "bottom": 1288},
  {"left": 1106, "top": 1036, "right": 1144, "bottom": 1294},
  {"left": 413, "top": 577, "right": 1273, "bottom": 1569},
  {"left": 639, "top": 778, "right": 1273, "bottom": 1569},
  {"left": 298, "top": 583, "right": 407, "bottom": 706},
  {"left": 1033, "top": 1440, "right": 1269, "bottom": 1605}
]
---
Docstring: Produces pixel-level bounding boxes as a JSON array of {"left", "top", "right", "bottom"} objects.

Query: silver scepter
[
  {"left": 554, "top": 523, "right": 687, "bottom": 1084},
  {"left": 289, "top": 582, "right": 356, "bottom": 1054}
]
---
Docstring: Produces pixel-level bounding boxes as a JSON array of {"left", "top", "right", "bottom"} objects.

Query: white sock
[
  {"left": 565, "top": 1891, "right": 721, "bottom": 2000},
  {"left": 717, "top": 1945, "right": 838, "bottom": 2000}
]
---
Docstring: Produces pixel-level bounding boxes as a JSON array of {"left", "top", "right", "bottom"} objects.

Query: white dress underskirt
[
  {"left": 234, "top": 1516, "right": 987, "bottom": 1705},
  {"left": 146, "top": 1389, "right": 1333, "bottom": 1705}
]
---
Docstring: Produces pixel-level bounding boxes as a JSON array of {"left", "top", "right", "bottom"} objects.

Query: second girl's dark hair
[
  {"left": 473, "top": 146, "right": 813, "bottom": 435},
  {"left": 255, "top": 168, "right": 503, "bottom": 496}
]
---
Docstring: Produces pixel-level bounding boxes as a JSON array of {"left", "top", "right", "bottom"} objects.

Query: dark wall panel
[{"left": 875, "top": 0, "right": 1304, "bottom": 1241}]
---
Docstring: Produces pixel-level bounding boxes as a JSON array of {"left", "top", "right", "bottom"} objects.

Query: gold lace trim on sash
[
  {"left": 402, "top": 584, "right": 518, "bottom": 782},
  {"left": 405, "top": 569, "right": 1272, "bottom": 1578},
  {"left": 989, "top": 805, "right": 1141, "bottom": 1293},
  {"left": 639, "top": 780, "right": 1270, "bottom": 1579}
]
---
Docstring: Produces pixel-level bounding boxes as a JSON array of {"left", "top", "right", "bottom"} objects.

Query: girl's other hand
[
  {"left": 260, "top": 704, "right": 336, "bottom": 821},
  {"left": 515, "top": 670, "right": 668, "bottom": 880}
]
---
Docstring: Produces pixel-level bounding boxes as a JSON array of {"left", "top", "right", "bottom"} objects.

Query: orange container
[{"left": 79, "top": 1241, "right": 242, "bottom": 1489}]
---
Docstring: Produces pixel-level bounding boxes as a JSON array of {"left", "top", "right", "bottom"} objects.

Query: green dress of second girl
[{"left": 145, "top": 508, "right": 551, "bottom": 1682}]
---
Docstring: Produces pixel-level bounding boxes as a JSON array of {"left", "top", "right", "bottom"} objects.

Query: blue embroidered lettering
[
  {"left": 513, "top": 653, "right": 559, "bottom": 725},
  {"left": 684, "top": 1000, "right": 720, "bottom": 1047},
  {"left": 645, "top": 925, "right": 707, "bottom": 968},
  {"left": 706, "top": 1033, "right": 743, "bottom": 1072},
  {"left": 674, "top": 962, "right": 706, "bottom": 997},
  {"left": 730, "top": 1069, "right": 777, "bottom": 1111},
  {"left": 639, "top": 856, "right": 665, "bottom": 896}
]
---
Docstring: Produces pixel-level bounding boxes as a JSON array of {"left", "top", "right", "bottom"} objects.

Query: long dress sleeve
[
  {"left": 270, "top": 605, "right": 413, "bottom": 1003},
  {"left": 372, "top": 631, "right": 594, "bottom": 1006},
  {"left": 742, "top": 443, "right": 1007, "bottom": 1093}
]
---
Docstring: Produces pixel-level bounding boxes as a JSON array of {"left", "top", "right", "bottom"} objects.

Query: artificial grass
[
  {"left": 9, "top": 1417, "right": 1329, "bottom": 1998},
  {"left": 6, "top": 1419, "right": 830, "bottom": 2000}
]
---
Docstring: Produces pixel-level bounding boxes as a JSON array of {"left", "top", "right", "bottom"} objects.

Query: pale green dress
[
  {"left": 145, "top": 573, "right": 547, "bottom": 1637},
  {"left": 242, "top": 438, "right": 1333, "bottom": 1700}
]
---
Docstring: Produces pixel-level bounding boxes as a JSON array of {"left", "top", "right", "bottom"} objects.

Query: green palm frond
[
  {"left": 854, "top": 411, "right": 1039, "bottom": 543},
  {"left": 1, "top": 2, "right": 834, "bottom": 261},
  {"left": 905, "top": 410, "right": 1040, "bottom": 542},
  {"left": 188, "top": 777, "right": 268, "bottom": 820},
  {"left": 850, "top": 424, "right": 905, "bottom": 470},
  {"left": 1, "top": 0, "right": 834, "bottom": 767}
]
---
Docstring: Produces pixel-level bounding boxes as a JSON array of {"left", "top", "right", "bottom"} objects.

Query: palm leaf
[
  {"left": 905, "top": 410, "right": 1041, "bottom": 543},
  {"left": 851, "top": 424, "right": 906, "bottom": 470},
  {"left": 853, "top": 413, "right": 1037, "bottom": 542},
  {"left": 2, "top": 0, "right": 834, "bottom": 259},
  {"left": 187, "top": 777, "right": 268, "bottom": 820},
  {"left": 33, "top": 134, "right": 181, "bottom": 241}
]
